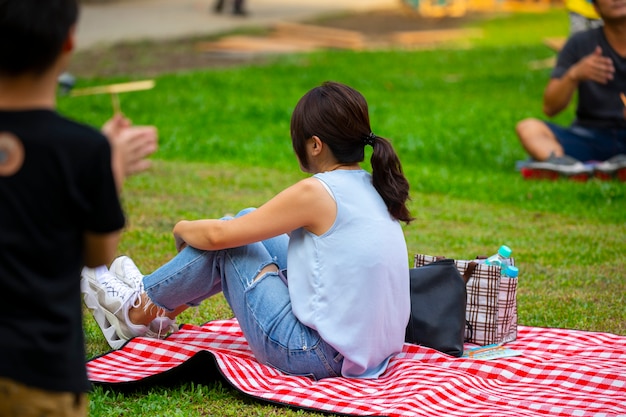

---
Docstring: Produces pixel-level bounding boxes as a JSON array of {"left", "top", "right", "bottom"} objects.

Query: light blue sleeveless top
[{"left": 287, "top": 169, "right": 410, "bottom": 378}]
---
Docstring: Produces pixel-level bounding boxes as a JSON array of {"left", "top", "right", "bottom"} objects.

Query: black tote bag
[{"left": 404, "top": 258, "right": 468, "bottom": 357}]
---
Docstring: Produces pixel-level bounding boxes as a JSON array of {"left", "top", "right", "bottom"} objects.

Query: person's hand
[
  {"left": 173, "top": 225, "right": 188, "bottom": 253},
  {"left": 113, "top": 125, "right": 158, "bottom": 176},
  {"left": 102, "top": 114, "right": 158, "bottom": 179},
  {"left": 568, "top": 46, "right": 615, "bottom": 84},
  {"left": 101, "top": 113, "right": 131, "bottom": 140}
]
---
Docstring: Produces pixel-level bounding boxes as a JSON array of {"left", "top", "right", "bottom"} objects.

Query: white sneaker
[
  {"left": 110, "top": 255, "right": 144, "bottom": 291},
  {"left": 109, "top": 256, "right": 179, "bottom": 339},
  {"left": 81, "top": 266, "right": 149, "bottom": 349}
]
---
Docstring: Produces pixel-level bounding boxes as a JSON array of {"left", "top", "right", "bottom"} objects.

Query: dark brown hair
[
  {"left": 0, "top": 0, "right": 79, "bottom": 76},
  {"left": 290, "top": 81, "right": 413, "bottom": 223}
]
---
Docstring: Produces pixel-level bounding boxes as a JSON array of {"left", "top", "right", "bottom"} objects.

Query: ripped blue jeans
[{"left": 142, "top": 208, "right": 343, "bottom": 380}]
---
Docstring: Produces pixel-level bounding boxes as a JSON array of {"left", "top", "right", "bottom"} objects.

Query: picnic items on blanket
[
  {"left": 405, "top": 258, "right": 468, "bottom": 357},
  {"left": 462, "top": 343, "right": 522, "bottom": 360},
  {"left": 86, "top": 318, "right": 626, "bottom": 417},
  {"left": 414, "top": 253, "right": 518, "bottom": 346}
]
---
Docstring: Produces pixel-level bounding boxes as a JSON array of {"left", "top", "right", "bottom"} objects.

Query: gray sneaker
[
  {"left": 594, "top": 154, "right": 626, "bottom": 181},
  {"left": 522, "top": 153, "right": 593, "bottom": 181},
  {"left": 81, "top": 266, "right": 148, "bottom": 349}
]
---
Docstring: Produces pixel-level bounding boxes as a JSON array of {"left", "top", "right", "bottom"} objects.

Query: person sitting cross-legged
[{"left": 515, "top": 0, "right": 626, "bottom": 181}]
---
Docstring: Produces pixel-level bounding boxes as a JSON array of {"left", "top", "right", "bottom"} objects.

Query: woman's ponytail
[{"left": 366, "top": 134, "right": 413, "bottom": 224}]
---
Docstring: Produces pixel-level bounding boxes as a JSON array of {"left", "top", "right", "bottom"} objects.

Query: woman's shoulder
[{"left": 280, "top": 176, "right": 332, "bottom": 203}]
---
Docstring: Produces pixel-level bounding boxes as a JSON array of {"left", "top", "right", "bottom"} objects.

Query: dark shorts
[{"left": 546, "top": 122, "right": 626, "bottom": 162}]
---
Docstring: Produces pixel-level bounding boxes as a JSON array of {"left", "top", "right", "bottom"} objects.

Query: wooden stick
[
  {"left": 70, "top": 80, "right": 155, "bottom": 97},
  {"left": 620, "top": 92, "right": 626, "bottom": 107},
  {"left": 111, "top": 92, "right": 121, "bottom": 114}
]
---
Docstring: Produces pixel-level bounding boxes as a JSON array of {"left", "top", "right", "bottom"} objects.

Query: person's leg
[
  {"left": 213, "top": 0, "right": 225, "bottom": 13},
  {"left": 85, "top": 207, "right": 288, "bottom": 343},
  {"left": 129, "top": 244, "right": 223, "bottom": 326},
  {"left": 217, "top": 243, "right": 343, "bottom": 380},
  {"left": 518, "top": 122, "right": 625, "bottom": 180},
  {"left": 132, "top": 208, "right": 261, "bottom": 323},
  {"left": 223, "top": 207, "right": 289, "bottom": 270},
  {"left": 129, "top": 207, "right": 288, "bottom": 325},
  {"left": 515, "top": 118, "right": 564, "bottom": 160},
  {"left": 136, "top": 226, "right": 342, "bottom": 379},
  {"left": 233, "top": 0, "right": 246, "bottom": 15},
  {"left": 555, "top": 124, "right": 620, "bottom": 162}
]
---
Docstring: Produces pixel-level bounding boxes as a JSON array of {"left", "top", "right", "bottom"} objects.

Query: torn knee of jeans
[{"left": 253, "top": 262, "right": 279, "bottom": 282}]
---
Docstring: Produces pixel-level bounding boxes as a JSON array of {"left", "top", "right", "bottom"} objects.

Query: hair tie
[{"left": 363, "top": 132, "right": 377, "bottom": 147}]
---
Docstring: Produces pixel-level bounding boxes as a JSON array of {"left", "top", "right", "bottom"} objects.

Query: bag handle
[
  {"left": 417, "top": 255, "right": 479, "bottom": 284},
  {"left": 426, "top": 256, "right": 478, "bottom": 285},
  {"left": 464, "top": 320, "right": 473, "bottom": 343},
  {"left": 462, "top": 261, "right": 478, "bottom": 284}
]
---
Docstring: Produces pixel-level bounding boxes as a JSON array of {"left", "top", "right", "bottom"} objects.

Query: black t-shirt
[
  {"left": 553, "top": 27, "right": 626, "bottom": 129},
  {"left": 0, "top": 110, "right": 125, "bottom": 393}
]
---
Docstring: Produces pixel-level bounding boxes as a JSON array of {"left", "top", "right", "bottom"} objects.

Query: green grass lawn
[{"left": 60, "top": 8, "right": 625, "bottom": 416}]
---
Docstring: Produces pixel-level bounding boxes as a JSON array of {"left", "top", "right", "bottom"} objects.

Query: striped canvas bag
[{"left": 414, "top": 254, "right": 518, "bottom": 346}]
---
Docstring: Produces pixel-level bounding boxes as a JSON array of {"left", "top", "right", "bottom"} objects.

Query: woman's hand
[
  {"left": 173, "top": 221, "right": 190, "bottom": 252},
  {"left": 174, "top": 233, "right": 188, "bottom": 252}
]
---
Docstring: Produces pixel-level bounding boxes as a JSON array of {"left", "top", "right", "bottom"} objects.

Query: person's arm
[
  {"left": 543, "top": 46, "right": 615, "bottom": 117},
  {"left": 172, "top": 177, "right": 336, "bottom": 252},
  {"left": 83, "top": 230, "right": 122, "bottom": 267}
]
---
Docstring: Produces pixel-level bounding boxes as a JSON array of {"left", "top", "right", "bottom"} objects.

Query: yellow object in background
[{"left": 566, "top": 0, "right": 600, "bottom": 19}]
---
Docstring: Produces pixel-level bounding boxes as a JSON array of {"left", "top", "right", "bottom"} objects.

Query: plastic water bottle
[
  {"left": 484, "top": 245, "right": 512, "bottom": 268},
  {"left": 502, "top": 265, "right": 518, "bottom": 278}
]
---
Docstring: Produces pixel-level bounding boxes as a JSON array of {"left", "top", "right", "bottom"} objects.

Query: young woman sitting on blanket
[{"left": 83, "top": 81, "right": 413, "bottom": 380}]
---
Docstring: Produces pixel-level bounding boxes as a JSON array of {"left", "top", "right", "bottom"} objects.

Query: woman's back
[{"left": 287, "top": 169, "right": 410, "bottom": 378}]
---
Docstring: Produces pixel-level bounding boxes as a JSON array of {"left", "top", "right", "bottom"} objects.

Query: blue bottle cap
[
  {"left": 504, "top": 265, "right": 518, "bottom": 278},
  {"left": 498, "top": 245, "right": 512, "bottom": 258}
]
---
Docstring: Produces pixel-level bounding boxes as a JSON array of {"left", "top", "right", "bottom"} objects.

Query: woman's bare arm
[{"left": 172, "top": 177, "right": 336, "bottom": 251}]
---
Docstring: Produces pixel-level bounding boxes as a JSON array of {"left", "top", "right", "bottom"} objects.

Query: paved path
[{"left": 76, "top": 0, "right": 399, "bottom": 51}]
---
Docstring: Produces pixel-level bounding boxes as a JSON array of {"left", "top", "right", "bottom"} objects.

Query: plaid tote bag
[{"left": 414, "top": 254, "right": 518, "bottom": 346}]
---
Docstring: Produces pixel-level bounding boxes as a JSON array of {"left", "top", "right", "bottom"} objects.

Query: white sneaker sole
[{"left": 81, "top": 273, "right": 131, "bottom": 350}]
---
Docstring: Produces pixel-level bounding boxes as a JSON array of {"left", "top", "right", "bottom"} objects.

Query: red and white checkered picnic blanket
[{"left": 87, "top": 319, "right": 626, "bottom": 417}]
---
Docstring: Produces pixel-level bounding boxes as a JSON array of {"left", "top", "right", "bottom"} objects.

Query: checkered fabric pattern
[
  {"left": 414, "top": 254, "right": 518, "bottom": 345},
  {"left": 87, "top": 319, "right": 626, "bottom": 417}
]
